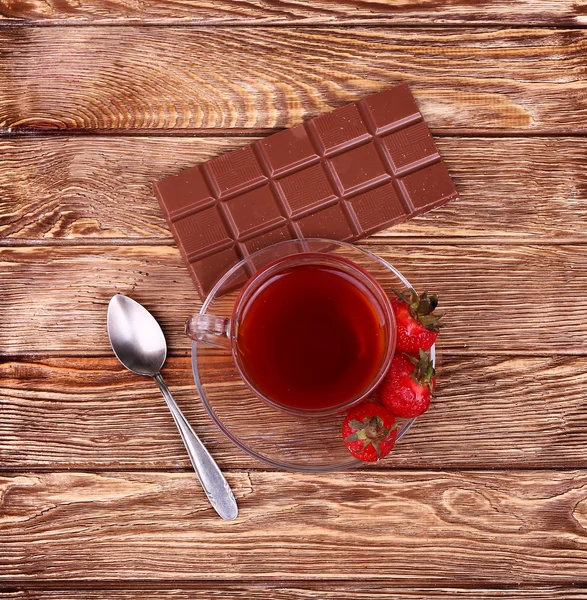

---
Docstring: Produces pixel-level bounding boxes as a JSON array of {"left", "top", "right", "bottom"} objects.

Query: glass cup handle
[{"left": 185, "top": 314, "right": 231, "bottom": 349}]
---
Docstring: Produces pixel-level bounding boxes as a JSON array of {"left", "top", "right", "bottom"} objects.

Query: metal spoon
[{"left": 107, "top": 294, "right": 238, "bottom": 520}]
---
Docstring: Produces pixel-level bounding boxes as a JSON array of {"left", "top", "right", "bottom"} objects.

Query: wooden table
[{"left": 2, "top": 1, "right": 587, "bottom": 598}]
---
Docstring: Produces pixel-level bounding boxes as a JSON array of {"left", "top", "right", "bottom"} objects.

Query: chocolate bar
[{"left": 154, "top": 82, "right": 458, "bottom": 298}]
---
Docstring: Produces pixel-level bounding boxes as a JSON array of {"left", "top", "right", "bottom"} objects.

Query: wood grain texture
[
  {"left": 3, "top": 588, "right": 587, "bottom": 599},
  {"left": 1, "top": 3, "right": 586, "bottom": 596},
  {"left": 1, "top": 244, "right": 586, "bottom": 356},
  {"left": 1, "top": 0, "right": 586, "bottom": 26},
  {"left": 1, "top": 27, "right": 586, "bottom": 134},
  {"left": 2, "top": 470, "right": 587, "bottom": 582},
  {"left": 2, "top": 136, "right": 586, "bottom": 242},
  {"left": 1, "top": 354, "right": 587, "bottom": 470}
]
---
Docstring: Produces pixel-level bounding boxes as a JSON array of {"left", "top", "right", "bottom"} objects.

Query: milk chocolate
[{"left": 154, "top": 82, "right": 458, "bottom": 298}]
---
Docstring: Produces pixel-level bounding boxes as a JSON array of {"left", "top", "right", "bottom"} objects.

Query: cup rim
[{"left": 228, "top": 250, "right": 397, "bottom": 417}]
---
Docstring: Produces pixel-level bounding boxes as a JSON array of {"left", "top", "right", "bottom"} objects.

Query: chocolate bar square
[{"left": 277, "top": 164, "right": 337, "bottom": 217}]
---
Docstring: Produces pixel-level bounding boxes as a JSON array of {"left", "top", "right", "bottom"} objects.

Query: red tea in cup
[{"left": 233, "top": 254, "right": 396, "bottom": 413}]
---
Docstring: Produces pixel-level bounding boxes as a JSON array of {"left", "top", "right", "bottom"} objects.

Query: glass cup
[{"left": 185, "top": 248, "right": 396, "bottom": 417}]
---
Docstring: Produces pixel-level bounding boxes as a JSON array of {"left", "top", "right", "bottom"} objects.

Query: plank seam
[
  {"left": 2, "top": 129, "right": 587, "bottom": 139},
  {"left": 1, "top": 467, "right": 587, "bottom": 473},
  {"left": 4, "top": 238, "right": 587, "bottom": 247},
  {"left": 1, "top": 21, "right": 586, "bottom": 29},
  {"left": 3, "top": 350, "right": 587, "bottom": 358},
  {"left": 3, "top": 580, "right": 587, "bottom": 589}
]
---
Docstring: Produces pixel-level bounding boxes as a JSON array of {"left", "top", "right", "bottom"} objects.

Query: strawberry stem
[
  {"left": 345, "top": 416, "right": 398, "bottom": 458},
  {"left": 407, "top": 350, "right": 436, "bottom": 393},
  {"left": 392, "top": 288, "right": 444, "bottom": 332}
]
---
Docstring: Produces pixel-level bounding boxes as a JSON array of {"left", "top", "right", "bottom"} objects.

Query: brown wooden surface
[
  {"left": 2, "top": 244, "right": 586, "bottom": 355},
  {"left": 1, "top": 0, "right": 586, "bottom": 26},
  {"left": 3, "top": 591, "right": 587, "bottom": 600},
  {"left": 1, "top": 2, "right": 587, "bottom": 598},
  {"left": 3, "top": 470, "right": 587, "bottom": 583},
  {"left": 1, "top": 355, "right": 587, "bottom": 470},
  {"left": 2, "top": 136, "right": 587, "bottom": 243},
  {"left": 2, "top": 27, "right": 587, "bottom": 134}
]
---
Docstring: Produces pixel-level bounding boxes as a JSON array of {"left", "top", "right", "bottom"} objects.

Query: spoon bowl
[{"left": 107, "top": 294, "right": 166, "bottom": 376}]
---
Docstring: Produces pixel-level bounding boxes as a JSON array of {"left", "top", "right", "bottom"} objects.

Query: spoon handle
[{"left": 154, "top": 373, "right": 238, "bottom": 520}]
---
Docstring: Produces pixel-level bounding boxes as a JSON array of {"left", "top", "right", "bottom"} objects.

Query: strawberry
[
  {"left": 392, "top": 288, "right": 442, "bottom": 353},
  {"left": 342, "top": 401, "right": 398, "bottom": 462},
  {"left": 380, "top": 350, "right": 436, "bottom": 418}
]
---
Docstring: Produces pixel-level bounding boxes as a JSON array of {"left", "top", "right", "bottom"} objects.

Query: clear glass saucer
[{"left": 191, "top": 239, "right": 435, "bottom": 473}]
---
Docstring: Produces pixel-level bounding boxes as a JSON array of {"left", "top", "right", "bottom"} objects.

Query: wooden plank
[
  {"left": 1, "top": 0, "right": 585, "bottom": 26},
  {"left": 1, "top": 354, "right": 587, "bottom": 470},
  {"left": 2, "top": 136, "right": 586, "bottom": 243},
  {"left": 2, "top": 470, "right": 587, "bottom": 582},
  {"left": 1, "top": 244, "right": 586, "bottom": 356},
  {"left": 2, "top": 587, "right": 587, "bottom": 599},
  {"left": 1, "top": 28, "right": 587, "bottom": 134}
]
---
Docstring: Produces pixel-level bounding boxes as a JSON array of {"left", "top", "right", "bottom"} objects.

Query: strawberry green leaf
[{"left": 407, "top": 350, "right": 436, "bottom": 388}]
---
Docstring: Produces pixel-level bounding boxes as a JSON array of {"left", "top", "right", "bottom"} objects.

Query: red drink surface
[{"left": 235, "top": 263, "right": 387, "bottom": 411}]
